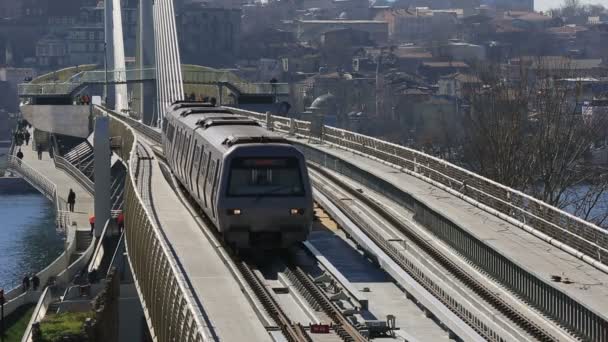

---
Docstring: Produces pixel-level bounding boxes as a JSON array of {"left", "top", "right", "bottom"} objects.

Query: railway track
[
  {"left": 308, "top": 163, "right": 561, "bottom": 342},
  {"left": 237, "top": 259, "right": 312, "bottom": 342},
  {"left": 112, "top": 111, "right": 371, "bottom": 342},
  {"left": 284, "top": 262, "right": 368, "bottom": 342}
]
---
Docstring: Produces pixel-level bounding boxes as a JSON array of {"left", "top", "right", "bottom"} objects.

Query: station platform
[
  {"left": 13, "top": 133, "right": 93, "bottom": 232},
  {"left": 146, "top": 153, "right": 272, "bottom": 341},
  {"left": 298, "top": 140, "right": 608, "bottom": 321}
]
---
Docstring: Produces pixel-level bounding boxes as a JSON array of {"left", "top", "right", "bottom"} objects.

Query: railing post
[
  {"left": 265, "top": 111, "right": 273, "bottom": 131},
  {"left": 289, "top": 118, "right": 296, "bottom": 136}
]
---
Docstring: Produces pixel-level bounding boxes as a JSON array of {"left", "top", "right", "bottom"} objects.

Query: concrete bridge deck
[
  {"left": 145, "top": 145, "right": 272, "bottom": 341},
  {"left": 295, "top": 139, "right": 608, "bottom": 322}
]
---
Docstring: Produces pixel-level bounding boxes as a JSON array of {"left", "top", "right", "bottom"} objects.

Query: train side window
[
  {"left": 173, "top": 129, "right": 184, "bottom": 175},
  {"left": 210, "top": 160, "right": 220, "bottom": 218},
  {"left": 173, "top": 128, "right": 182, "bottom": 168},
  {"left": 179, "top": 133, "right": 187, "bottom": 179},
  {"left": 202, "top": 152, "right": 212, "bottom": 208},
  {"left": 191, "top": 142, "right": 200, "bottom": 192},
  {"left": 195, "top": 145, "right": 204, "bottom": 199},
  {"left": 183, "top": 134, "right": 192, "bottom": 187}
]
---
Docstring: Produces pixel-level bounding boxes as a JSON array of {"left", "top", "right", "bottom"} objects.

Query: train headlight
[
  {"left": 290, "top": 208, "right": 304, "bottom": 215},
  {"left": 228, "top": 209, "right": 242, "bottom": 215}
]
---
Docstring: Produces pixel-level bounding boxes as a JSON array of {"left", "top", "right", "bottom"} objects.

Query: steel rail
[
  {"left": 308, "top": 163, "right": 561, "bottom": 342},
  {"left": 285, "top": 262, "right": 368, "bottom": 342},
  {"left": 236, "top": 261, "right": 312, "bottom": 342}
]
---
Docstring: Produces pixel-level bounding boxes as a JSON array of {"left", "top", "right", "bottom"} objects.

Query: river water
[{"left": 0, "top": 181, "right": 64, "bottom": 291}]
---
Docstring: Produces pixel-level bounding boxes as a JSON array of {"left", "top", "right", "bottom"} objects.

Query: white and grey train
[{"left": 161, "top": 102, "right": 313, "bottom": 248}]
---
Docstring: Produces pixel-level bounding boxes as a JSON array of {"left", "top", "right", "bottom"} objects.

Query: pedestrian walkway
[{"left": 13, "top": 133, "right": 94, "bottom": 232}]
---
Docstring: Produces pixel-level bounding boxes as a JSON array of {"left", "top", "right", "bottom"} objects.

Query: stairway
[
  {"left": 47, "top": 301, "right": 60, "bottom": 315},
  {"left": 70, "top": 230, "right": 93, "bottom": 264}
]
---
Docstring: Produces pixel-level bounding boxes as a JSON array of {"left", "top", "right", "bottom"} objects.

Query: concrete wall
[{"left": 21, "top": 105, "right": 91, "bottom": 138}]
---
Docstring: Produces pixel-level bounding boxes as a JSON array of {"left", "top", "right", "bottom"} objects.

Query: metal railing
[
  {"left": 7, "top": 155, "right": 70, "bottom": 230},
  {"left": 227, "top": 107, "right": 608, "bottom": 270},
  {"left": 101, "top": 107, "right": 210, "bottom": 341},
  {"left": 18, "top": 68, "right": 288, "bottom": 96},
  {"left": 53, "top": 155, "right": 94, "bottom": 195}
]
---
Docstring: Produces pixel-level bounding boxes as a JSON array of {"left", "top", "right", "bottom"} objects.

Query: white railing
[
  {"left": 7, "top": 155, "right": 70, "bottom": 230},
  {"left": 21, "top": 286, "right": 53, "bottom": 342},
  {"left": 227, "top": 107, "right": 608, "bottom": 268},
  {"left": 53, "top": 155, "right": 94, "bottom": 194},
  {"left": 102, "top": 106, "right": 212, "bottom": 341}
]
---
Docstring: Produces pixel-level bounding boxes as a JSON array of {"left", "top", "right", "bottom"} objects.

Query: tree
[{"left": 462, "top": 58, "right": 608, "bottom": 226}]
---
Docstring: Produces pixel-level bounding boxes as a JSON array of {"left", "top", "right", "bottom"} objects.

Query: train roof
[{"left": 168, "top": 105, "right": 289, "bottom": 153}]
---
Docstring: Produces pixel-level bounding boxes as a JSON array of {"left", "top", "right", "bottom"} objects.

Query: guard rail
[
  {"left": 7, "top": 155, "right": 70, "bottom": 230},
  {"left": 100, "top": 106, "right": 211, "bottom": 341},
  {"left": 227, "top": 107, "right": 608, "bottom": 270}
]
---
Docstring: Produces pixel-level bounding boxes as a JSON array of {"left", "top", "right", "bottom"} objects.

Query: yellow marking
[{"left": 313, "top": 203, "right": 339, "bottom": 232}]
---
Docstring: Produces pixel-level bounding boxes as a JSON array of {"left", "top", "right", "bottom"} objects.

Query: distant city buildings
[{"left": 176, "top": 3, "right": 241, "bottom": 67}]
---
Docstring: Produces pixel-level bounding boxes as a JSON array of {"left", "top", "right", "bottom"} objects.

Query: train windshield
[{"left": 227, "top": 157, "right": 304, "bottom": 197}]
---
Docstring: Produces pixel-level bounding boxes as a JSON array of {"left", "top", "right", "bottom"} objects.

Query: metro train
[{"left": 161, "top": 101, "right": 313, "bottom": 249}]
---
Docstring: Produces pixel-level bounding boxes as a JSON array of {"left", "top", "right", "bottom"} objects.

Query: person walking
[
  {"left": 24, "top": 131, "right": 30, "bottom": 146},
  {"left": 32, "top": 274, "right": 40, "bottom": 291},
  {"left": 37, "top": 144, "right": 43, "bottom": 160},
  {"left": 16, "top": 149, "right": 24, "bottom": 165},
  {"left": 89, "top": 215, "right": 95, "bottom": 235},
  {"left": 67, "top": 189, "right": 76, "bottom": 212},
  {"left": 117, "top": 212, "right": 125, "bottom": 233},
  {"left": 22, "top": 274, "right": 30, "bottom": 292}
]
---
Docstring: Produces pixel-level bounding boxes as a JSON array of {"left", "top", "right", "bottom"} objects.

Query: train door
[
  {"left": 210, "top": 160, "right": 221, "bottom": 218},
  {"left": 207, "top": 159, "right": 217, "bottom": 217},
  {"left": 166, "top": 123, "right": 175, "bottom": 162},
  {"left": 184, "top": 135, "right": 193, "bottom": 189},
  {"left": 180, "top": 134, "right": 190, "bottom": 183},
  {"left": 196, "top": 145, "right": 205, "bottom": 199},
  {"left": 173, "top": 128, "right": 182, "bottom": 173},
  {"left": 191, "top": 141, "right": 200, "bottom": 193}
]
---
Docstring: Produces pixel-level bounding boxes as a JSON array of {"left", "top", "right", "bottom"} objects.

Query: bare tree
[{"left": 463, "top": 58, "right": 608, "bottom": 226}]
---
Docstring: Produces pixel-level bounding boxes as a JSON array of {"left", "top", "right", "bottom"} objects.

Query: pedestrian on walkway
[
  {"left": 16, "top": 149, "right": 24, "bottom": 164},
  {"left": 117, "top": 212, "right": 125, "bottom": 233},
  {"left": 24, "top": 131, "right": 30, "bottom": 145},
  {"left": 37, "top": 144, "right": 43, "bottom": 160},
  {"left": 22, "top": 274, "right": 30, "bottom": 292},
  {"left": 32, "top": 274, "right": 40, "bottom": 291},
  {"left": 67, "top": 189, "right": 76, "bottom": 212},
  {"left": 89, "top": 215, "right": 95, "bottom": 235}
]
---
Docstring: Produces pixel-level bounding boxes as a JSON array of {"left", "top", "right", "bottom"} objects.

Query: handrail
[
  {"left": 226, "top": 107, "right": 608, "bottom": 269},
  {"left": 54, "top": 155, "right": 94, "bottom": 194},
  {"left": 21, "top": 286, "right": 53, "bottom": 342},
  {"left": 88, "top": 219, "right": 111, "bottom": 273},
  {"left": 7, "top": 155, "right": 70, "bottom": 230},
  {"left": 99, "top": 106, "right": 211, "bottom": 341}
]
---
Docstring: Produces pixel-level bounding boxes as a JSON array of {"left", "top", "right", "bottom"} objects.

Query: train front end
[{"left": 217, "top": 145, "right": 313, "bottom": 249}]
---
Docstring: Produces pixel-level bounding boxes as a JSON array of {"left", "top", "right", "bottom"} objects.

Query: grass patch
[
  {"left": 1, "top": 304, "right": 35, "bottom": 342},
  {"left": 39, "top": 311, "right": 93, "bottom": 342}
]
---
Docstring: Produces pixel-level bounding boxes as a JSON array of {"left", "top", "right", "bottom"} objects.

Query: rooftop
[{"left": 421, "top": 61, "right": 469, "bottom": 68}]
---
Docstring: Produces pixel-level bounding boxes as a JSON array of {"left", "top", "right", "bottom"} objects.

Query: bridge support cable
[
  {"left": 104, "top": 0, "right": 129, "bottom": 111},
  {"left": 153, "top": 0, "right": 184, "bottom": 127},
  {"left": 136, "top": 0, "right": 156, "bottom": 124}
]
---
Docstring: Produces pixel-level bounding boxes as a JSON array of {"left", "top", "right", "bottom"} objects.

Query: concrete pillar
[{"left": 94, "top": 116, "right": 111, "bottom": 238}]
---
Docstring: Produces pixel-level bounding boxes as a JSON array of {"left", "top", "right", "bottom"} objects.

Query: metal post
[
  {"left": 0, "top": 288, "right": 4, "bottom": 342},
  {"left": 104, "top": 42, "right": 109, "bottom": 105}
]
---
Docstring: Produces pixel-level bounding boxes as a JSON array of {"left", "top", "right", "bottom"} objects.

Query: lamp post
[{"left": 103, "top": 42, "right": 108, "bottom": 105}]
